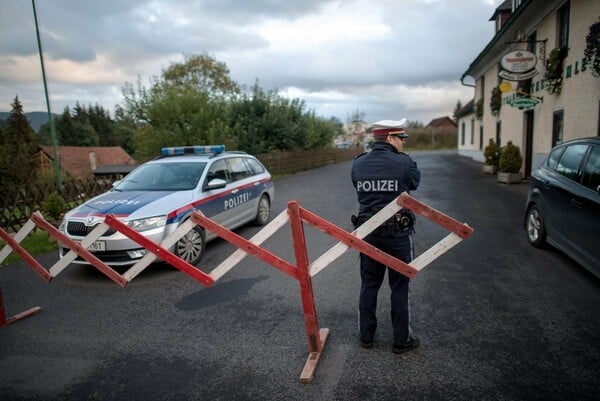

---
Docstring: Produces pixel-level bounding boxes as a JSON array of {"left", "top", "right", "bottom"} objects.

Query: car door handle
[
  {"left": 231, "top": 189, "right": 239, "bottom": 194},
  {"left": 571, "top": 198, "right": 583, "bottom": 208}
]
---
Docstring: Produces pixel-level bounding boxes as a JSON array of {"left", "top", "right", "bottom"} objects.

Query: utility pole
[{"left": 32, "top": 0, "right": 62, "bottom": 190}]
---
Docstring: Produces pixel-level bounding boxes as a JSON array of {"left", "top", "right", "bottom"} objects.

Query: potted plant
[
  {"left": 497, "top": 141, "right": 523, "bottom": 184},
  {"left": 483, "top": 138, "right": 499, "bottom": 174}
]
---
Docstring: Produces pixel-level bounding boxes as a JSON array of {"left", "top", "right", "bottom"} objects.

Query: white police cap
[
  {"left": 371, "top": 119, "right": 408, "bottom": 138},
  {"left": 371, "top": 119, "right": 407, "bottom": 129}
]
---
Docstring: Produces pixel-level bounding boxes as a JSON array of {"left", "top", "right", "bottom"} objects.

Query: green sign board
[{"left": 507, "top": 97, "right": 540, "bottom": 110}]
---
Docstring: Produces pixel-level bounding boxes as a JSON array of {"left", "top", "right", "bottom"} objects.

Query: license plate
[{"left": 76, "top": 240, "right": 106, "bottom": 252}]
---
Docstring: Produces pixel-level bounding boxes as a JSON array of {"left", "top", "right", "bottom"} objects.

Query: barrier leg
[
  {"left": 288, "top": 201, "right": 329, "bottom": 383},
  {"left": 0, "top": 282, "right": 41, "bottom": 327}
]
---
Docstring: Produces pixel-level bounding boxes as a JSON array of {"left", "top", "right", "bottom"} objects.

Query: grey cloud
[{"left": 0, "top": 0, "right": 498, "bottom": 124}]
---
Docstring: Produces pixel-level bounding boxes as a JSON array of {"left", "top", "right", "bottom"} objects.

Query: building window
[
  {"left": 527, "top": 31, "right": 537, "bottom": 53},
  {"left": 496, "top": 121, "right": 502, "bottom": 146},
  {"left": 471, "top": 119, "right": 475, "bottom": 145},
  {"left": 552, "top": 109, "right": 564, "bottom": 146},
  {"left": 557, "top": 2, "right": 570, "bottom": 49},
  {"left": 480, "top": 76, "right": 485, "bottom": 100},
  {"left": 461, "top": 122, "right": 465, "bottom": 146},
  {"left": 479, "top": 127, "right": 484, "bottom": 151},
  {"left": 512, "top": 0, "right": 523, "bottom": 11}
]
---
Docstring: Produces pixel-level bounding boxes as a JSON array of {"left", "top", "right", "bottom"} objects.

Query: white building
[{"left": 460, "top": 0, "right": 600, "bottom": 177}]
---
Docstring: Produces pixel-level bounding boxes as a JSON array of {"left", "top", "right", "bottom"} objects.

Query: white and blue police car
[{"left": 58, "top": 145, "right": 274, "bottom": 267}]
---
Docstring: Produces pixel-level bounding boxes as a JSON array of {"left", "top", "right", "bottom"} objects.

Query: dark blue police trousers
[{"left": 359, "top": 233, "right": 413, "bottom": 346}]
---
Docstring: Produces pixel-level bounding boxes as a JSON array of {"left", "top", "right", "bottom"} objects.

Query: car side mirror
[{"left": 205, "top": 178, "right": 227, "bottom": 190}]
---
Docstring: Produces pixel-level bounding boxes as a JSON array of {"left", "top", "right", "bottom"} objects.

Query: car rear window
[
  {"left": 555, "top": 144, "right": 589, "bottom": 181},
  {"left": 246, "top": 158, "right": 266, "bottom": 175}
]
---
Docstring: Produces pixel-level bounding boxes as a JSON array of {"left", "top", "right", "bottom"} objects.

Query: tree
[
  {"left": 406, "top": 120, "right": 424, "bottom": 128},
  {"left": 40, "top": 106, "right": 100, "bottom": 146},
  {"left": 117, "top": 54, "right": 237, "bottom": 155},
  {"left": 0, "top": 96, "right": 38, "bottom": 186},
  {"left": 162, "top": 53, "right": 240, "bottom": 98},
  {"left": 118, "top": 54, "right": 339, "bottom": 159},
  {"left": 348, "top": 109, "right": 366, "bottom": 124},
  {"left": 453, "top": 100, "right": 462, "bottom": 122}
]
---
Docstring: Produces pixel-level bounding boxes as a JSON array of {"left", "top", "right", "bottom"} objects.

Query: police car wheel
[
  {"left": 254, "top": 195, "right": 270, "bottom": 226},
  {"left": 526, "top": 205, "right": 546, "bottom": 248},
  {"left": 175, "top": 225, "right": 206, "bottom": 265}
]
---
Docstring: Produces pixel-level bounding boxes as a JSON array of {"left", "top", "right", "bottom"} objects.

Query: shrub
[
  {"left": 498, "top": 141, "right": 523, "bottom": 173},
  {"left": 42, "top": 192, "right": 67, "bottom": 223},
  {"left": 484, "top": 139, "right": 500, "bottom": 167}
]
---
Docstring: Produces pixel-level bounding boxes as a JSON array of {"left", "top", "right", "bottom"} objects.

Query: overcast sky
[{"left": 0, "top": 0, "right": 499, "bottom": 125}]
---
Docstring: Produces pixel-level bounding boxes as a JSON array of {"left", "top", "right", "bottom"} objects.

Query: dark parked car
[{"left": 525, "top": 137, "right": 600, "bottom": 278}]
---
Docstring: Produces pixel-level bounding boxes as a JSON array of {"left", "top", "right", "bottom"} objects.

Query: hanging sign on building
[
  {"left": 506, "top": 96, "right": 540, "bottom": 110},
  {"left": 499, "top": 50, "right": 538, "bottom": 81},
  {"left": 498, "top": 69, "right": 539, "bottom": 81}
]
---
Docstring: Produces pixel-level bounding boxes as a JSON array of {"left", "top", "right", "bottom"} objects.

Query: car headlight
[{"left": 128, "top": 216, "right": 167, "bottom": 232}]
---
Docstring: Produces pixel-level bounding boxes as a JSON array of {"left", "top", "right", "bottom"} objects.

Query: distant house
[
  {"left": 39, "top": 146, "right": 136, "bottom": 180},
  {"left": 425, "top": 116, "right": 457, "bottom": 130}
]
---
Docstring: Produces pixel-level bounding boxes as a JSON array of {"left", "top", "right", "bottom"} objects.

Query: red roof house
[{"left": 39, "top": 146, "right": 136, "bottom": 179}]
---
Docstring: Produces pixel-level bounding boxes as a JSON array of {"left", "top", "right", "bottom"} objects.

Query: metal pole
[{"left": 32, "top": 0, "right": 62, "bottom": 190}]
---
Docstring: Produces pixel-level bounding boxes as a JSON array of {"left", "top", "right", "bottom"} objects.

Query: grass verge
[{"left": 0, "top": 230, "right": 57, "bottom": 266}]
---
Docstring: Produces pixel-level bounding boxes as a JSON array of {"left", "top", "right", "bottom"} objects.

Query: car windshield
[{"left": 114, "top": 162, "right": 207, "bottom": 191}]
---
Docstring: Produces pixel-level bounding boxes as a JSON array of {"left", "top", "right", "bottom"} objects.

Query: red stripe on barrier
[
  {"left": 288, "top": 202, "right": 322, "bottom": 353},
  {"left": 103, "top": 215, "right": 214, "bottom": 287},
  {"left": 190, "top": 212, "right": 298, "bottom": 279},
  {"left": 298, "top": 205, "right": 418, "bottom": 279},
  {"left": 30, "top": 213, "right": 128, "bottom": 287},
  {"left": 0, "top": 226, "right": 52, "bottom": 282},
  {"left": 398, "top": 193, "right": 474, "bottom": 239}
]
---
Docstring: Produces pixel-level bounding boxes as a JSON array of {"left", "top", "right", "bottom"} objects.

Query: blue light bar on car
[{"left": 161, "top": 145, "right": 226, "bottom": 156}]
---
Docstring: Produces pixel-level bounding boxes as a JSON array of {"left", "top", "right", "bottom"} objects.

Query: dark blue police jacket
[{"left": 351, "top": 142, "right": 420, "bottom": 215}]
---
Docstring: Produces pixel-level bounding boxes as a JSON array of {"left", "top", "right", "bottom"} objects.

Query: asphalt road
[{"left": 1, "top": 151, "right": 598, "bottom": 401}]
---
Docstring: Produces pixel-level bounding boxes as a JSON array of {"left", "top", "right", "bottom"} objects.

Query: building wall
[
  {"left": 466, "top": 0, "right": 600, "bottom": 174},
  {"left": 457, "top": 114, "right": 477, "bottom": 153}
]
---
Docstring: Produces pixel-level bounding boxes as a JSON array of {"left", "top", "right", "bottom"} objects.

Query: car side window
[
  {"left": 555, "top": 144, "right": 589, "bottom": 181},
  {"left": 206, "top": 160, "right": 231, "bottom": 183},
  {"left": 581, "top": 145, "right": 600, "bottom": 192},
  {"left": 246, "top": 158, "right": 265, "bottom": 175},
  {"left": 227, "top": 157, "right": 253, "bottom": 182}
]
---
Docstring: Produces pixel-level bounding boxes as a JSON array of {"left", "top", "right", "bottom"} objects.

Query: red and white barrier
[
  {"left": 188, "top": 192, "right": 472, "bottom": 383},
  {"left": 0, "top": 192, "right": 473, "bottom": 384}
]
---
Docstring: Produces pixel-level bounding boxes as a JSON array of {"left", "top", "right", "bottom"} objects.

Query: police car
[{"left": 58, "top": 145, "right": 274, "bottom": 267}]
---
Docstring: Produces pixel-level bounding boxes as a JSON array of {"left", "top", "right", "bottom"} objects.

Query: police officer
[{"left": 351, "top": 119, "right": 421, "bottom": 354}]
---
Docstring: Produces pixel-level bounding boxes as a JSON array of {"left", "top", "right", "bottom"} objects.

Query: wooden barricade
[
  {"left": 189, "top": 192, "right": 472, "bottom": 383},
  {"left": 0, "top": 192, "right": 473, "bottom": 384}
]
